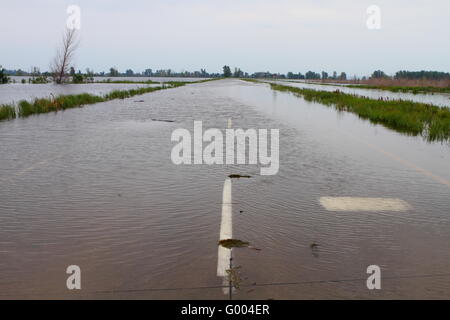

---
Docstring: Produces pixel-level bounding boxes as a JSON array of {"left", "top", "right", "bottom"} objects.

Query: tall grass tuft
[{"left": 0, "top": 104, "right": 16, "bottom": 121}]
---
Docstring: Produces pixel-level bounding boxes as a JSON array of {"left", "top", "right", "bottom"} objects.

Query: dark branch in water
[
  {"left": 151, "top": 119, "right": 175, "bottom": 123},
  {"left": 228, "top": 174, "right": 251, "bottom": 179},
  {"left": 219, "top": 239, "right": 250, "bottom": 249}
]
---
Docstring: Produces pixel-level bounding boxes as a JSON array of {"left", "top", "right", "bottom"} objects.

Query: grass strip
[
  {"left": 246, "top": 80, "right": 450, "bottom": 142},
  {"left": 345, "top": 84, "right": 450, "bottom": 95},
  {"left": 0, "top": 79, "right": 216, "bottom": 122}
]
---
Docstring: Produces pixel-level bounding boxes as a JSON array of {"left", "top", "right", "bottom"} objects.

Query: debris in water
[
  {"left": 228, "top": 174, "right": 251, "bottom": 179},
  {"left": 134, "top": 100, "right": 145, "bottom": 102},
  {"left": 226, "top": 266, "right": 242, "bottom": 289},
  {"left": 151, "top": 119, "right": 175, "bottom": 123},
  {"left": 219, "top": 239, "right": 250, "bottom": 249},
  {"left": 219, "top": 239, "right": 261, "bottom": 251},
  {"left": 310, "top": 243, "right": 320, "bottom": 258}
]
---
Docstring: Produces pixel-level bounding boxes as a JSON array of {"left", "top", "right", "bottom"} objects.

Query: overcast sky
[{"left": 1, "top": 0, "right": 449, "bottom": 76}]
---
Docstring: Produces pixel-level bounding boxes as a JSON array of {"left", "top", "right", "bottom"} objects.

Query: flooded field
[
  {"left": 0, "top": 82, "right": 160, "bottom": 105},
  {"left": 0, "top": 79, "right": 449, "bottom": 299},
  {"left": 273, "top": 80, "right": 450, "bottom": 108}
]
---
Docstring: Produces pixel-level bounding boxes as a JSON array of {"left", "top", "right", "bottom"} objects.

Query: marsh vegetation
[
  {"left": 345, "top": 84, "right": 450, "bottom": 95},
  {"left": 0, "top": 105, "right": 16, "bottom": 121},
  {"left": 0, "top": 79, "right": 218, "bottom": 121},
  {"left": 264, "top": 82, "right": 450, "bottom": 142}
]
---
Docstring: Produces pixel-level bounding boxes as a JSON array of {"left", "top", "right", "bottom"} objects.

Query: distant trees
[
  {"left": 143, "top": 68, "right": 153, "bottom": 76},
  {"left": 286, "top": 72, "right": 305, "bottom": 79},
  {"left": 68, "top": 68, "right": 93, "bottom": 83},
  {"left": 0, "top": 65, "right": 9, "bottom": 84},
  {"left": 109, "top": 67, "right": 119, "bottom": 77},
  {"left": 321, "top": 71, "right": 328, "bottom": 80},
  {"left": 30, "top": 66, "right": 48, "bottom": 84},
  {"left": 394, "top": 70, "right": 450, "bottom": 80},
  {"left": 233, "top": 67, "right": 244, "bottom": 77},
  {"left": 223, "top": 65, "right": 232, "bottom": 77},
  {"left": 72, "top": 73, "right": 83, "bottom": 83},
  {"left": 332, "top": 71, "right": 337, "bottom": 80},
  {"left": 51, "top": 28, "right": 79, "bottom": 84},
  {"left": 305, "top": 71, "right": 321, "bottom": 80},
  {"left": 371, "top": 70, "right": 388, "bottom": 78},
  {"left": 339, "top": 72, "right": 347, "bottom": 80},
  {"left": 125, "top": 69, "right": 134, "bottom": 76},
  {"left": 85, "top": 68, "right": 94, "bottom": 82}
]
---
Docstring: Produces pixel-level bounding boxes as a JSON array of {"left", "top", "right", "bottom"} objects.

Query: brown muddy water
[{"left": 0, "top": 79, "right": 449, "bottom": 299}]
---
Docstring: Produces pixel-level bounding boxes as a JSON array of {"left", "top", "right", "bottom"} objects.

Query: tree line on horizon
[
  {"left": 2, "top": 26, "right": 449, "bottom": 87},
  {"left": 3, "top": 63, "right": 450, "bottom": 83}
]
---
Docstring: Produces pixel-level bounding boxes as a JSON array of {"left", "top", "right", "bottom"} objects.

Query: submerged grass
[
  {"left": 264, "top": 82, "right": 450, "bottom": 142},
  {"left": 0, "top": 104, "right": 16, "bottom": 121}
]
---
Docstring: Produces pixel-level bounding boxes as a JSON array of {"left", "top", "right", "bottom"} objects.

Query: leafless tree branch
[{"left": 51, "top": 28, "right": 79, "bottom": 84}]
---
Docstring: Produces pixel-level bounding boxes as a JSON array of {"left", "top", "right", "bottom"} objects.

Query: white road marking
[
  {"left": 227, "top": 118, "right": 232, "bottom": 129},
  {"left": 319, "top": 197, "right": 411, "bottom": 212},
  {"left": 217, "top": 178, "right": 232, "bottom": 282}
]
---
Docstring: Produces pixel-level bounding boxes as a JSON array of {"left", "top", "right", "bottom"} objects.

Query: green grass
[
  {"left": 95, "top": 79, "right": 160, "bottom": 84},
  {"left": 1, "top": 80, "right": 212, "bottom": 121},
  {"left": 264, "top": 82, "right": 450, "bottom": 142},
  {"left": 281, "top": 80, "right": 450, "bottom": 95},
  {"left": 18, "top": 94, "right": 106, "bottom": 117},
  {"left": 16, "top": 85, "right": 169, "bottom": 118},
  {"left": 0, "top": 78, "right": 217, "bottom": 123},
  {"left": 0, "top": 105, "right": 16, "bottom": 121},
  {"left": 95, "top": 78, "right": 217, "bottom": 85},
  {"left": 345, "top": 84, "right": 450, "bottom": 95}
]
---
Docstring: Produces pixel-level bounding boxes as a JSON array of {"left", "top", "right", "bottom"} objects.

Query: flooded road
[{"left": 0, "top": 79, "right": 449, "bottom": 299}]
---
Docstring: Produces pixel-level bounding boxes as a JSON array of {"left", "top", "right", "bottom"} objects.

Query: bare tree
[{"left": 51, "top": 28, "right": 78, "bottom": 84}]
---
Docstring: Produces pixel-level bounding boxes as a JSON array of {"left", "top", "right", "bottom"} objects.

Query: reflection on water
[{"left": 0, "top": 79, "right": 449, "bottom": 299}]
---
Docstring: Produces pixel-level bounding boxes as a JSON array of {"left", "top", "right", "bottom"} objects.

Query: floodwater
[
  {"left": 0, "top": 79, "right": 449, "bottom": 299},
  {"left": 9, "top": 76, "right": 209, "bottom": 83},
  {"left": 272, "top": 80, "right": 450, "bottom": 108},
  {"left": 0, "top": 82, "right": 160, "bottom": 105}
]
